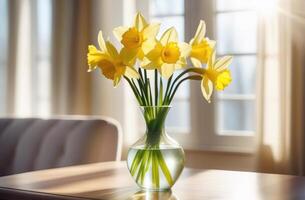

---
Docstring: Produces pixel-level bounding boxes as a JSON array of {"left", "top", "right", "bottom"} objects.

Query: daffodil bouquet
[{"left": 87, "top": 13, "right": 232, "bottom": 190}]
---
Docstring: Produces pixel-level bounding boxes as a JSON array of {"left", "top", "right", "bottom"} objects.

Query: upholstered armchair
[{"left": 0, "top": 116, "right": 122, "bottom": 176}]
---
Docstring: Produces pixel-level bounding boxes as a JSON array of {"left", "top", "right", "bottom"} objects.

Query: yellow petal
[
  {"left": 141, "top": 58, "right": 162, "bottom": 69},
  {"left": 207, "top": 49, "right": 216, "bottom": 69},
  {"left": 192, "top": 20, "right": 206, "bottom": 44},
  {"left": 105, "top": 41, "right": 119, "bottom": 58},
  {"left": 201, "top": 75, "right": 213, "bottom": 103},
  {"left": 160, "top": 27, "right": 178, "bottom": 46},
  {"left": 120, "top": 47, "right": 138, "bottom": 65},
  {"left": 176, "top": 57, "right": 187, "bottom": 69},
  {"left": 141, "top": 57, "right": 151, "bottom": 67},
  {"left": 146, "top": 43, "right": 162, "bottom": 61},
  {"left": 190, "top": 57, "right": 202, "bottom": 68},
  {"left": 113, "top": 26, "right": 129, "bottom": 42},
  {"left": 142, "top": 23, "right": 160, "bottom": 40},
  {"left": 134, "top": 12, "right": 148, "bottom": 31},
  {"left": 215, "top": 56, "right": 233, "bottom": 71},
  {"left": 141, "top": 39, "right": 156, "bottom": 54},
  {"left": 208, "top": 39, "right": 216, "bottom": 48},
  {"left": 98, "top": 31, "right": 107, "bottom": 52},
  {"left": 137, "top": 48, "right": 145, "bottom": 60},
  {"left": 125, "top": 66, "right": 140, "bottom": 79},
  {"left": 113, "top": 75, "right": 122, "bottom": 87},
  {"left": 87, "top": 45, "right": 106, "bottom": 71},
  {"left": 160, "top": 63, "right": 175, "bottom": 78},
  {"left": 178, "top": 42, "right": 191, "bottom": 57},
  {"left": 190, "top": 38, "right": 214, "bottom": 64}
]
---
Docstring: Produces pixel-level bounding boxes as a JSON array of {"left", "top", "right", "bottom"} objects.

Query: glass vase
[{"left": 127, "top": 106, "right": 185, "bottom": 191}]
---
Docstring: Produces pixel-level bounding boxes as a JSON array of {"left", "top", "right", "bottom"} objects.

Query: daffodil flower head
[
  {"left": 87, "top": 45, "right": 106, "bottom": 72},
  {"left": 141, "top": 27, "right": 191, "bottom": 78},
  {"left": 113, "top": 12, "right": 160, "bottom": 62},
  {"left": 200, "top": 50, "right": 233, "bottom": 102},
  {"left": 190, "top": 20, "right": 216, "bottom": 68},
  {"left": 87, "top": 13, "right": 234, "bottom": 105},
  {"left": 87, "top": 31, "right": 139, "bottom": 86}
]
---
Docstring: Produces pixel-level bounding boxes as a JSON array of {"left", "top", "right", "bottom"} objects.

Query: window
[
  {"left": 6, "top": 0, "right": 52, "bottom": 116},
  {"left": 215, "top": 0, "right": 257, "bottom": 136},
  {"left": 148, "top": 0, "right": 190, "bottom": 133},
  {"left": 136, "top": 0, "right": 257, "bottom": 152},
  {"left": 0, "top": 0, "right": 8, "bottom": 114},
  {"left": 32, "top": 0, "right": 52, "bottom": 115}
]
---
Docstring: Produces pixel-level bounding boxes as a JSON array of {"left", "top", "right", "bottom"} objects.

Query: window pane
[
  {"left": 216, "top": 0, "right": 256, "bottom": 11},
  {"left": 217, "top": 100, "right": 255, "bottom": 132},
  {"left": 34, "top": 0, "right": 52, "bottom": 115},
  {"left": 221, "top": 56, "right": 256, "bottom": 95},
  {"left": 152, "top": 16, "right": 185, "bottom": 41},
  {"left": 150, "top": 0, "right": 184, "bottom": 16},
  {"left": 216, "top": 11, "right": 257, "bottom": 54},
  {"left": 0, "top": 0, "right": 8, "bottom": 114},
  {"left": 166, "top": 101, "right": 190, "bottom": 132},
  {"left": 37, "top": 0, "right": 52, "bottom": 55}
]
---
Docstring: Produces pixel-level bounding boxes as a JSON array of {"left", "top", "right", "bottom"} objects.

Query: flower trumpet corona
[
  {"left": 199, "top": 50, "right": 233, "bottom": 102},
  {"left": 113, "top": 13, "right": 160, "bottom": 63},
  {"left": 141, "top": 27, "right": 191, "bottom": 78},
  {"left": 190, "top": 20, "right": 216, "bottom": 68}
]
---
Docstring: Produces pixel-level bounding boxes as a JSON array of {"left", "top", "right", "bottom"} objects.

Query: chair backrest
[{"left": 0, "top": 116, "right": 122, "bottom": 176}]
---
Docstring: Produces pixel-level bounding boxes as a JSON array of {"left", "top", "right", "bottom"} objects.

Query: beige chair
[{"left": 0, "top": 116, "right": 122, "bottom": 176}]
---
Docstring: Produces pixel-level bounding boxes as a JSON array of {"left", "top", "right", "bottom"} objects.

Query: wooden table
[{"left": 0, "top": 161, "right": 305, "bottom": 200}]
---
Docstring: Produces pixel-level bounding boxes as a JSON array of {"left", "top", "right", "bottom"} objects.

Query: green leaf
[{"left": 157, "top": 150, "right": 174, "bottom": 186}]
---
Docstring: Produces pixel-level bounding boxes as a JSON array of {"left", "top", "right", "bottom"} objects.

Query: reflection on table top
[{"left": 0, "top": 161, "right": 305, "bottom": 200}]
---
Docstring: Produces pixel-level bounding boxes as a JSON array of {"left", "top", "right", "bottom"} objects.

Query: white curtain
[
  {"left": 4, "top": 0, "right": 94, "bottom": 116},
  {"left": 2, "top": 0, "right": 139, "bottom": 158},
  {"left": 257, "top": 0, "right": 305, "bottom": 175}
]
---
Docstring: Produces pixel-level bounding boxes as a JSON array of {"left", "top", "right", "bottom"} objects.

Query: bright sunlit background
[{"left": 1, "top": 0, "right": 305, "bottom": 174}]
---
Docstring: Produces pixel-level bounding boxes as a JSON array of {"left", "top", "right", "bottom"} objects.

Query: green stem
[
  {"left": 158, "top": 77, "right": 163, "bottom": 106},
  {"left": 164, "top": 68, "right": 202, "bottom": 104},
  {"left": 154, "top": 69, "right": 158, "bottom": 107},
  {"left": 125, "top": 69, "right": 201, "bottom": 190},
  {"left": 168, "top": 75, "right": 201, "bottom": 103},
  {"left": 157, "top": 150, "right": 173, "bottom": 186},
  {"left": 163, "top": 75, "right": 173, "bottom": 104},
  {"left": 147, "top": 80, "right": 153, "bottom": 107},
  {"left": 124, "top": 76, "right": 143, "bottom": 105}
]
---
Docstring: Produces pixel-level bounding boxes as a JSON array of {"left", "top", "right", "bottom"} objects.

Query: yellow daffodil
[
  {"left": 190, "top": 20, "right": 215, "bottom": 67},
  {"left": 141, "top": 27, "right": 191, "bottom": 78},
  {"left": 87, "top": 31, "right": 139, "bottom": 86},
  {"left": 199, "top": 50, "right": 233, "bottom": 102},
  {"left": 113, "top": 13, "right": 160, "bottom": 63}
]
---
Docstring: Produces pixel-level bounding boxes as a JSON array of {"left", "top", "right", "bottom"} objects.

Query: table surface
[{"left": 0, "top": 161, "right": 305, "bottom": 200}]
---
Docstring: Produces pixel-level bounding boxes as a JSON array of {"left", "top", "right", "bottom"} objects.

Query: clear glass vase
[{"left": 127, "top": 106, "right": 185, "bottom": 191}]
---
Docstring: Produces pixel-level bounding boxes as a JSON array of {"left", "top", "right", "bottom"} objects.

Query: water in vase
[{"left": 127, "top": 144, "right": 185, "bottom": 191}]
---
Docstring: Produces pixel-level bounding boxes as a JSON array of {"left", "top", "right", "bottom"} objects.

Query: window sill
[{"left": 182, "top": 143, "right": 256, "bottom": 155}]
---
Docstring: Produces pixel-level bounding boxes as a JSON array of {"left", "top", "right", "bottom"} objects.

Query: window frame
[
  {"left": 136, "top": 0, "right": 258, "bottom": 153},
  {"left": 186, "top": 0, "right": 258, "bottom": 153}
]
